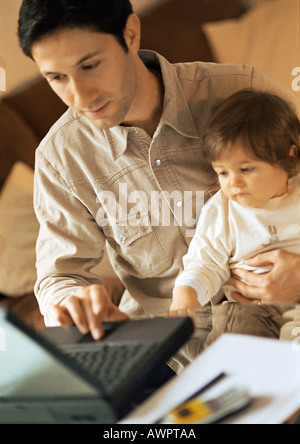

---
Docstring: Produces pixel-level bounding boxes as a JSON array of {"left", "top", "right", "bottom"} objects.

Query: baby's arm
[
  {"left": 171, "top": 192, "right": 232, "bottom": 311},
  {"left": 170, "top": 285, "right": 201, "bottom": 311}
]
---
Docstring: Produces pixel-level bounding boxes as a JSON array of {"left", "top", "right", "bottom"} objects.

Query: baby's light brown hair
[{"left": 203, "top": 89, "right": 300, "bottom": 177}]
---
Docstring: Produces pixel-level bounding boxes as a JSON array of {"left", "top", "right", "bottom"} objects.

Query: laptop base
[{"left": 0, "top": 397, "right": 116, "bottom": 424}]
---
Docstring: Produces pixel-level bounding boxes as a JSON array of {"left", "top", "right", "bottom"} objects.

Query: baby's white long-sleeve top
[{"left": 174, "top": 173, "right": 300, "bottom": 306}]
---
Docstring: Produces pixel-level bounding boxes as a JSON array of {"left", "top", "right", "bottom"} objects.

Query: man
[{"left": 18, "top": 0, "right": 300, "bottom": 345}]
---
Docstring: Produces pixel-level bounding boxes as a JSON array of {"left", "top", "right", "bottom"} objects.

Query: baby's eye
[
  {"left": 218, "top": 171, "right": 228, "bottom": 176},
  {"left": 241, "top": 167, "right": 254, "bottom": 173}
]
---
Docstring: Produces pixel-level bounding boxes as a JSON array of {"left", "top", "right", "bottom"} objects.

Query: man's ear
[
  {"left": 124, "top": 13, "right": 141, "bottom": 54},
  {"left": 289, "top": 144, "right": 299, "bottom": 157}
]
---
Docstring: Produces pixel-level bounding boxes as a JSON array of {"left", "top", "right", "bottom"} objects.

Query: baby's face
[{"left": 212, "top": 142, "right": 289, "bottom": 208}]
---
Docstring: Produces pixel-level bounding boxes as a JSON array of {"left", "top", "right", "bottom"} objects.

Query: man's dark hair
[{"left": 18, "top": 0, "right": 133, "bottom": 59}]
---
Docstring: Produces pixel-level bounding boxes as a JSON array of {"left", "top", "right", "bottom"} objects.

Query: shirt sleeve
[
  {"left": 251, "top": 66, "right": 300, "bottom": 117},
  {"left": 174, "top": 192, "right": 232, "bottom": 306},
  {"left": 34, "top": 150, "right": 106, "bottom": 325}
]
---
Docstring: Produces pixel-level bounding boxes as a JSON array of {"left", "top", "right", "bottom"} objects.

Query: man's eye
[
  {"left": 50, "top": 74, "right": 65, "bottom": 82},
  {"left": 82, "top": 62, "right": 100, "bottom": 71}
]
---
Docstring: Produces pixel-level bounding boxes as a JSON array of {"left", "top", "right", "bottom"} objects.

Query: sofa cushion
[
  {"left": 202, "top": 0, "right": 299, "bottom": 94},
  {"left": 0, "top": 162, "right": 39, "bottom": 297}
]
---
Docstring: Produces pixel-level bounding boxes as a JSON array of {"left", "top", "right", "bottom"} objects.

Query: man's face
[{"left": 32, "top": 27, "right": 139, "bottom": 130}]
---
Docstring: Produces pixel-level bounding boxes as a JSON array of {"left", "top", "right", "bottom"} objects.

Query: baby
[{"left": 171, "top": 89, "right": 300, "bottom": 311}]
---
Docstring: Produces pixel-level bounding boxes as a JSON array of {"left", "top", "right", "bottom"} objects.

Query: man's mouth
[{"left": 85, "top": 102, "right": 110, "bottom": 118}]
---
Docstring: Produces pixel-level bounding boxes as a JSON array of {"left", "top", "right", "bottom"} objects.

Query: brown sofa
[{"left": 0, "top": 0, "right": 246, "bottom": 331}]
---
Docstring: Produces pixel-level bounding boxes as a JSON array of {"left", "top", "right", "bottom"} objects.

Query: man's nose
[{"left": 70, "top": 77, "right": 98, "bottom": 110}]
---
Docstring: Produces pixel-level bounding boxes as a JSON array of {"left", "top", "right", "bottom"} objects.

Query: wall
[{"left": 0, "top": 0, "right": 39, "bottom": 93}]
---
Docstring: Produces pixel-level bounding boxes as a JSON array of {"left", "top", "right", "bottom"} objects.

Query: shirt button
[
  {"left": 119, "top": 234, "right": 127, "bottom": 242},
  {"left": 176, "top": 200, "right": 183, "bottom": 208},
  {"left": 155, "top": 159, "right": 162, "bottom": 167},
  {"left": 133, "top": 129, "right": 139, "bottom": 135}
]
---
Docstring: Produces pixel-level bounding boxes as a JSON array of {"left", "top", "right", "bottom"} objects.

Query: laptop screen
[{"left": 0, "top": 309, "right": 99, "bottom": 400}]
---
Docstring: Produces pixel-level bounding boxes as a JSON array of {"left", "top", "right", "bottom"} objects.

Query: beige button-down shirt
[{"left": 34, "top": 50, "right": 300, "bottom": 324}]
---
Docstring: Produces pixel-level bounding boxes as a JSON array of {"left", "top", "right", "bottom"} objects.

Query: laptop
[{"left": 0, "top": 308, "right": 194, "bottom": 424}]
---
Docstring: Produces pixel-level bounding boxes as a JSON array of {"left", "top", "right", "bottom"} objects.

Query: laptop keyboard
[{"left": 65, "top": 342, "right": 157, "bottom": 393}]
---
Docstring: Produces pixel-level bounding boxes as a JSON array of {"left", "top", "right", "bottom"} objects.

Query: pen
[{"left": 185, "top": 372, "right": 227, "bottom": 402}]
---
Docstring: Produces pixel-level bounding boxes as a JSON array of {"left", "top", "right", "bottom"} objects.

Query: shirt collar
[
  {"left": 104, "top": 50, "right": 200, "bottom": 160},
  {"left": 103, "top": 125, "right": 129, "bottom": 161},
  {"left": 150, "top": 50, "right": 200, "bottom": 139}
]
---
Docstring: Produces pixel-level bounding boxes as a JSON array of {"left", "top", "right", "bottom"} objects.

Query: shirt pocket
[{"left": 101, "top": 211, "right": 171, "bottom": 277}]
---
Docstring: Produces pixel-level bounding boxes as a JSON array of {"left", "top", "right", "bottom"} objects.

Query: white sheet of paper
[{"left": 121, "top": 334, "right": 300, "bottom": 424}]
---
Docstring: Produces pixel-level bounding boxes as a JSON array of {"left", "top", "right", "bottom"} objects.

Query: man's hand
[
  {"left": 49, "top": 285, "right": 129, "bottom": 340},
  {"left": 229, "top": 249, "right": 300, "bottom": 305}
]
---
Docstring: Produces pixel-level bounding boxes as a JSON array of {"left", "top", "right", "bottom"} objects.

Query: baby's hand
[{"left": 170, "top": 286, "right": 201, "bottom": 312}]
